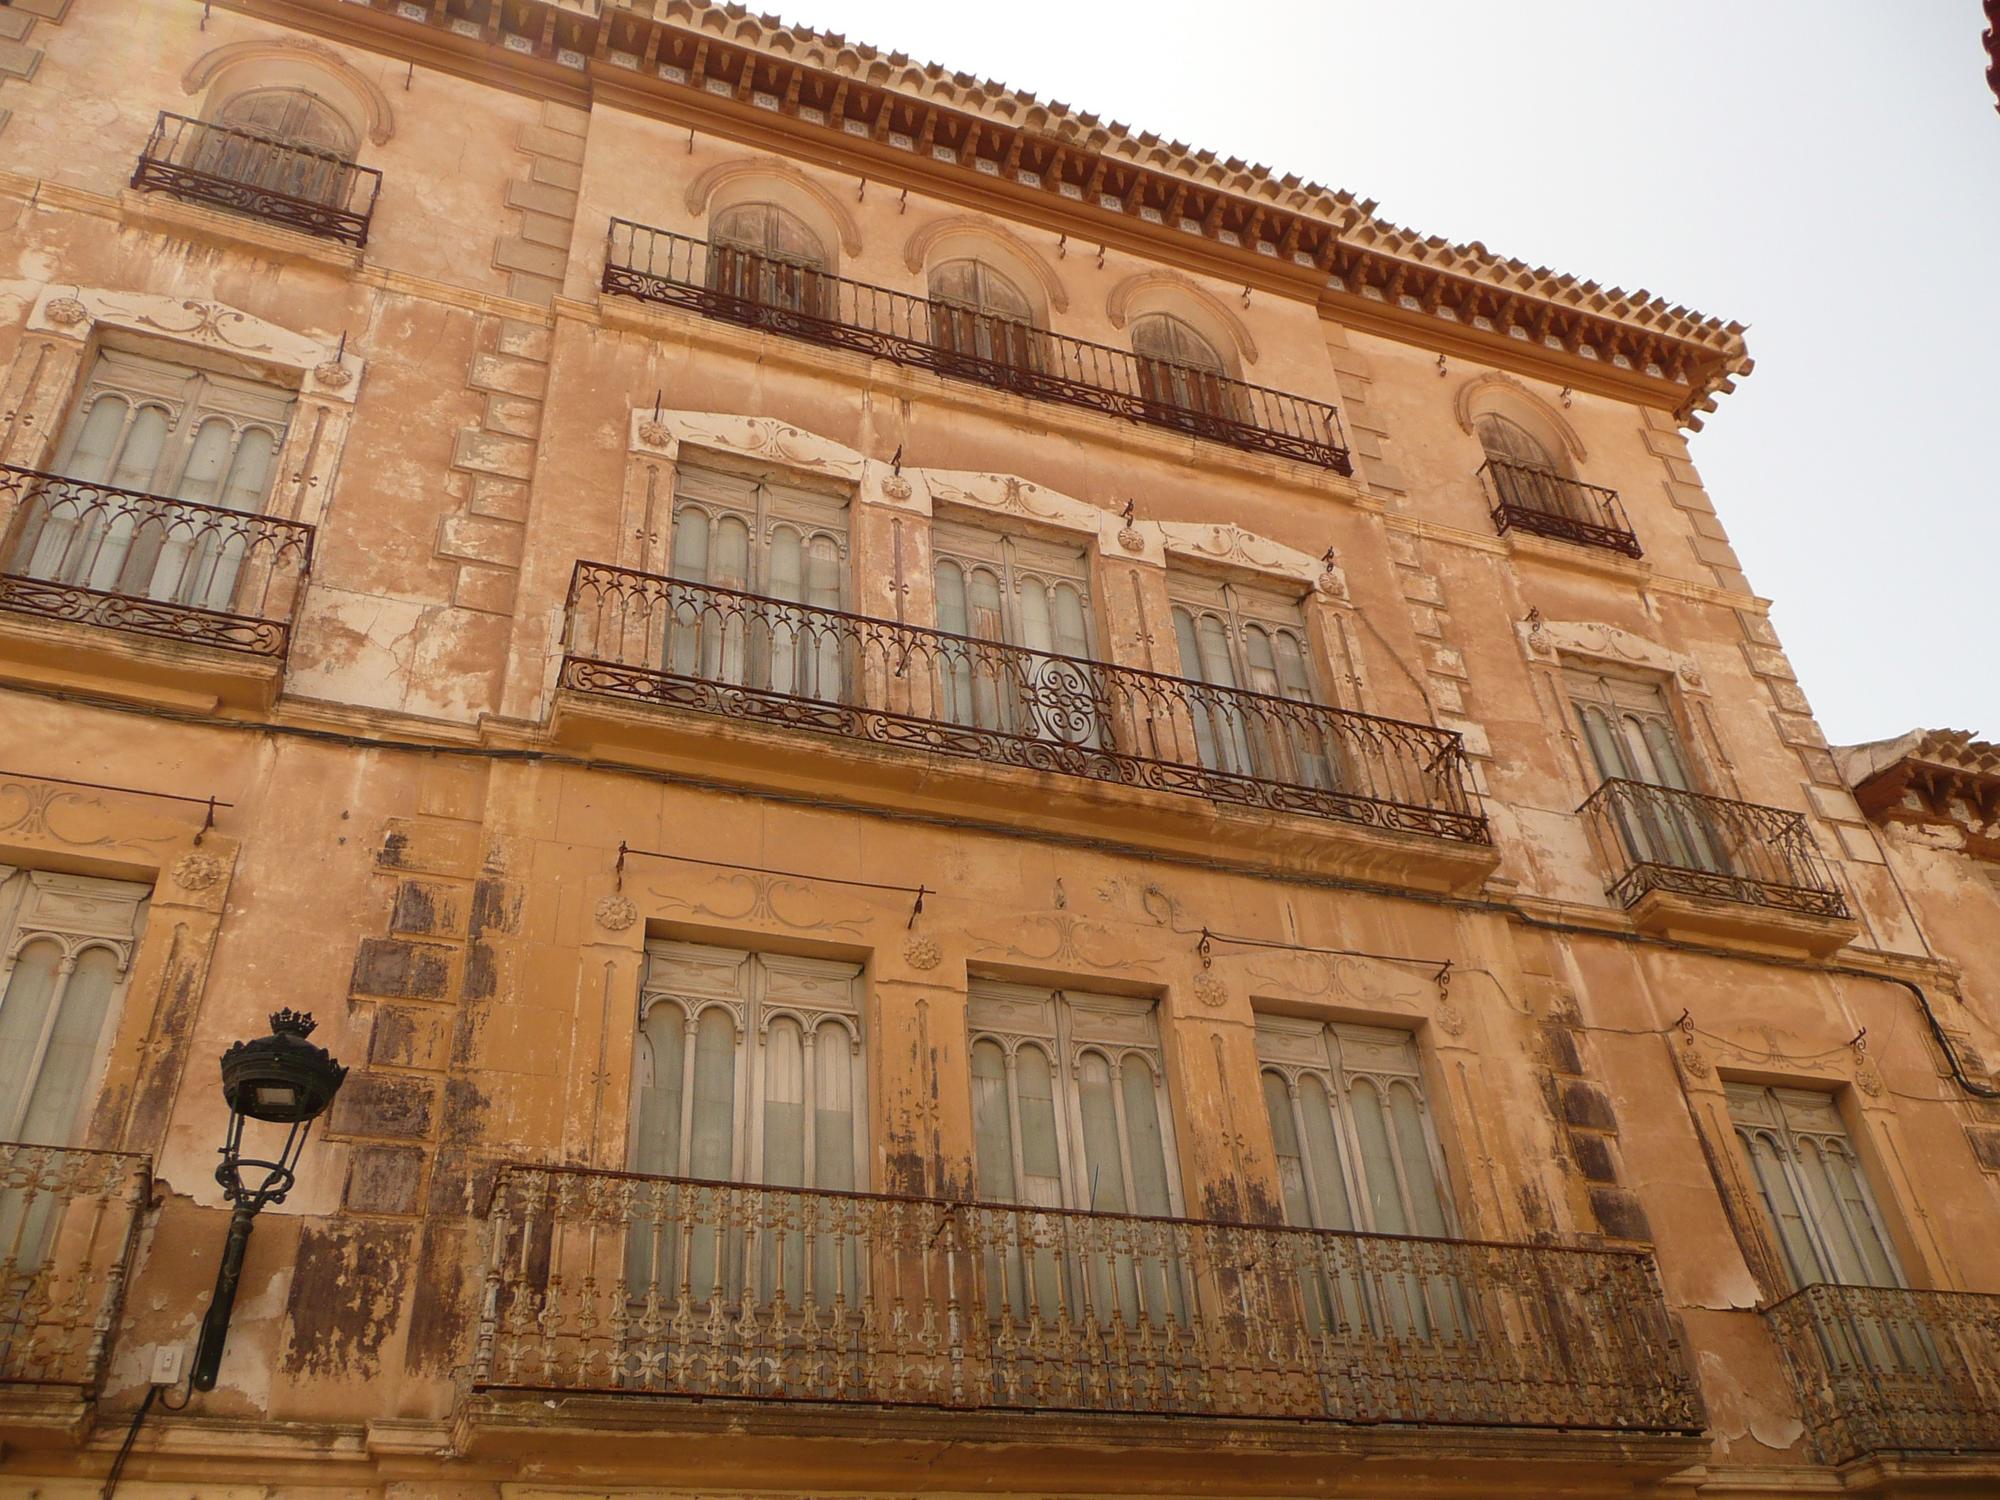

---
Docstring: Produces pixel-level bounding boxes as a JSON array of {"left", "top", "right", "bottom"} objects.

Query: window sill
[
  {"left": 118, "top": 189, "right": 365, "bottom": 272},
  {"left": 549, "top": 685, "right": 1500, "bottom": 894},
  {"left": 0, "top": 603, "right": 287, "bottom": 712}
]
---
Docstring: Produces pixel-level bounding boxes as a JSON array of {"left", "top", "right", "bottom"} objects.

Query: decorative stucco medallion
[
  {"left": 312, "top": 359, "right": 353, "bottom": 390},
  {"left": 637, "top": 420, "right": 673, "bottom": 449},
  {"left": 1855, "top": 1059, "right": 1884, "bottom": 1098},
  {"left": 45, "top": 296, "right": 89, "bottom": 328},
  {"left": 1116, "top": 525, "right": 1145, "bottom": 553},
  {"left": 594, "top": 894, "right": 638, "bottom": 931},
  {"left": 1676, "top": 662, "right": 1705, "bottom": 690},
  {"left": 903, "top": 935, "right": 941, "bottom": 970},
  {"left": 881, "top": 475, "right": 913, "bottom": 501},
  {"left": 1191, "top": 971, "right": 1228, "bottom": 1008},
  {"left": 171, "top": 851, "right": 225, "bottom": 892},
  {"left": 1676, "top": 1042, "right": 1712, "bottom": 1080},
  {"left": 1434, "top": 999, "right": 1468, "bottom": 1038},
  {"left": 1315, "top": 567, "right": 1348, "bottom": 600}
]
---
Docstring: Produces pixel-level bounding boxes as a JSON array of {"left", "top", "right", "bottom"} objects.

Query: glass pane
[
  {"left": 970, "top": 1038, "right": 1016, "bottom": 1201},
  {"left": 0, "top": 940, "right": 61, "bottom": 1141},
  {"left": 176, "top": 417, "right": 234, "bottom": 509},
  {"left": 1299, "top": 1075, "right": 1355, "bottom": 1230},
  {"left": 1348, "top": 1079, "right": 1407, "bottom": 1233},
  {"left": 110, "top": 407, "right": 171, "bottom": 495},
  {"left": 56, "top": 396, "right": 128, "bottom": 485},
  {"left": 1388, "top": 1082, "right": 1449, "bottom": 1237},
  {"left": 633, "top": 1003, "right": 687, "bottom": 1177},
  {"left": 811, "top": 1020, "right": 855, "bottom": 1192},
  {"left": 1015, "top": 1045, "right": 1064, "bottom": 1207},
  {"left": 688, "top": 1007, "right": 737, "bottom": 1181},
  {"left": 670, "top": 507, "right": 711, "bottom": 582},
  {"left": 1050, "top": 584, "right": 1089, "bottom": 659},
  {"left": 1743, "top": 1129, "right": 1831, "bottom": 1287},
  {"left": 1261, "top": 1071, "right": 1313, "bottom": 1228},
  {"left": 935, "top": 561, "right": 968, "bottom": 634},
  {"left": 1075, "top": 1052, "right": 1125, "bottom": 1211},
  {"left": 1119, "top": 1059, "right": 1173, "bottom": 1217},
  {"left": 760, "top": 1017, "right": 806, "bottom": 1187}
]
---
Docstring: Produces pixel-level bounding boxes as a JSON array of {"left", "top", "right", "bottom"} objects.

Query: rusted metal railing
[
  {"left": 561, "top": 563, "right": 1487, "bottom": 843},
  {"left": 1579, "top": 778, "right": 1848, "bottom": 918},
  {"left": 473, "top": 1166, "right": 1703, "bottom": 1434},
  {"left": 1479, "top": 458, "right": 1641, "bottom": 557},
  {"left": 1766, "top": 1284, "right": 2000, "bottom": 1463},
  {"left": 0, "top": 464, "right": 314, "bottom": 658},
  {"left": 603, "top": 219, "right": 1352, "bottom": 473},
  {"left": 132, "top": 112, "right": 381, "bottom": 248},
  {"left": 0, "top": 1143, "right": 149, "bottom": 1394}
]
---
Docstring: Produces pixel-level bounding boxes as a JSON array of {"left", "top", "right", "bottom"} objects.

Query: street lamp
[{"left": 189, "top": 1009, "right": 347, "bottom": 1392}]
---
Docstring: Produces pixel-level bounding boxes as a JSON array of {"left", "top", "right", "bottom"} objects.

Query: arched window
[
  {"left": 927, "top": 259, "right": 1040, "bottom": 375},
  {"left": 1475, "top": 410, "right": 1596, "bottom": 526},
  {"left": 199, "top": 87, "right": 358, "bottom": 206},
  {"left": 708, "top": 202, "right": 831, "bottom": 316},
  {"left": 1131, "top": 312, "right": 1236, "bottom": 423}
]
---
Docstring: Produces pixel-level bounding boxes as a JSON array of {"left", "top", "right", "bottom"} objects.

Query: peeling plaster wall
[{"left": 0, "top": 1, "right": 1992, "bottom": 1495}]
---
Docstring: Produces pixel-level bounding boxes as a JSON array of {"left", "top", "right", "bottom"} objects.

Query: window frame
[
  {"left": 1253, "top": 1014, "right": 1460, "bottom": 1241},
  {"left": 629, "top": 939, "right": 870, "bottom": 1195},
  {"left": 965, "top": 980, "right": 1185, "bottom": 1220}
]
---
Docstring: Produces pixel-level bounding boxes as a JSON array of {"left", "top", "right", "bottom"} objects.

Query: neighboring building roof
[
  {"left": 1838, "top": 728, "right": 2000, "bottom": 860},
  {"left": 1988, "top": 0, "right": 2000, "bottom": 112}
]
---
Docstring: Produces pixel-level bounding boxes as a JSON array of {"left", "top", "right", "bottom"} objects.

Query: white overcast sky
[{"left": 758, "top": 0, "right": 1997, "bottom": 746}]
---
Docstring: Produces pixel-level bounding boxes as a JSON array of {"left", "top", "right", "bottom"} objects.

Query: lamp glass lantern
[{"left": 191, "top": 1009, "right": 346, "bottom": 1391}]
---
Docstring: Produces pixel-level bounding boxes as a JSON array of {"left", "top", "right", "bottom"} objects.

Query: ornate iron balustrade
[
  {"left": 0, "top": 464, "right": 315, "bottom": 658},
  {"left": 473, "top": 1165, "right": 1704, "bottom": 1435},
  {"left": 1766, "top": 1284, "right": 2000, "bottom": 1463},
  {"left": 1579, "top": 778, "right": 1848, "bottom": 918},
  {"left": 603, "top": 219, "right": 1352, "bottom": 474},
  {"left": 1480, "top": 458, "right": 1641, "bottom": 557},
  {"left": 0, "top": 1143, "right": 149, "bottom": 1394},
  {"left": 561, "top": 563, "right": 1487, "bottom": 843},
  {"left": 131, "top": 111, "right": 381, "bottom": 248}
]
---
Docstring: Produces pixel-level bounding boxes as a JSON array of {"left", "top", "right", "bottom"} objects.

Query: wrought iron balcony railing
[
  {"left": 1765, "top": 1284, "right": 2000, "bottom": 1464},
  {"left": 1480, "top": 458, "right": 1641, "bottom": 557},
  {"left": 473, "top": 1166, "right": 1704, "bottom": 1435},
  {"left": 131, "top": 111, "right": 382, "bottom": 248},
  {"left": 561, "top": 563, "right": 1488, "bottom": 843},
  {"left": 1579, "top": 778, "right": 1848, "bottom": 918},
  {"left": 0, "top": 1143, "right": 149, "bottom": 1395},
  {"left": 603, "top": 220, "right": 1352, "bottom": 474},
  {"left": 0, "top": 464, "right": 315, "bottom": 658}
]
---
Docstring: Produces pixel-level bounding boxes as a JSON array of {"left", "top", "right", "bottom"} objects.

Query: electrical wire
[{"left": 6, "top": 675, "right": 1993, "bottom": 1097}]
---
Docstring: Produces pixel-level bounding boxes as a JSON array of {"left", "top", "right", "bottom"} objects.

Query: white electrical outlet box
[{"left": 149, "top": 1344, "right": 184, "bottom": 1386}]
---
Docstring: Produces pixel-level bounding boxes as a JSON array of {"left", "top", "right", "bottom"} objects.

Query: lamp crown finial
[{"left": 269, "top": 1008, "right": 316, "bottom": 1038}]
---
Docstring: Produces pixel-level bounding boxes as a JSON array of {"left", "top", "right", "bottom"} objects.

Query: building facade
[{"left": 0, "top": 1, "right": 1994, "bottom": 1495}]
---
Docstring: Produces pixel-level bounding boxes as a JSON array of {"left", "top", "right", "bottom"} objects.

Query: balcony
[
  {"left": 0, "top": 464, "right": 314, "bottom": 708},
  {"left": 1765, "top": 1284, "right": 2000, "bottom": 1466},
  {"left": 603, "top": 220, "right": 1353, "bottom": 474},
  {"left": 465, "top": 1166, "right": 1704, "bottom": 1470},
  {"left": 131, "top": 111, "right": 381, "bottom": 249},
  {"left": 0, "top": 1143, "right": 149, "bottom": 1441},
  {"left": 1580, "top": 779, "right": 1855, "bottom": 954},
  {"left": 1481, "top": 458, "right": 1641, "bottom": 558},
  {"left": 557, "top": 564, "right": 1490, "bottom": 861}
]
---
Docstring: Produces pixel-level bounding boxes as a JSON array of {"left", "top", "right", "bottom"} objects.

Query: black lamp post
[{"left": 189, "top": 1009, "right": 347, "bottom": 1393}]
